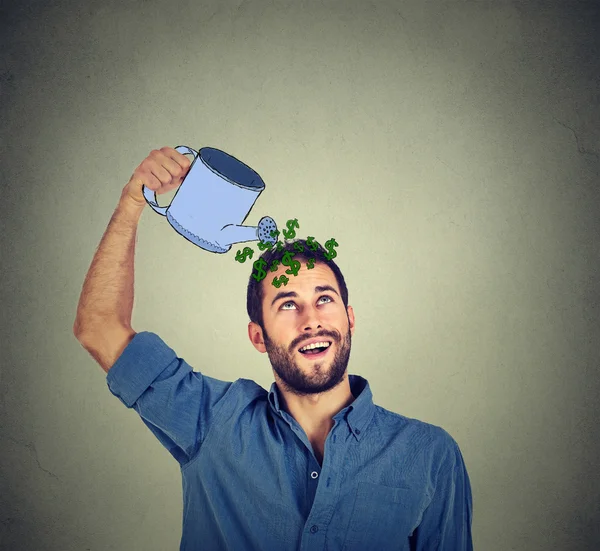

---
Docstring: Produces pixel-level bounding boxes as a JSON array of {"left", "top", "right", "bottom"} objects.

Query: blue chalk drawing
[{"left": 142, "top": 145, "right": 278, "bottom": 253}]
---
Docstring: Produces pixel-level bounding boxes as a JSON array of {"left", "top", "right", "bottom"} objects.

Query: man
[{"left": 74, "top": 147, "right": 473, "bottom": 551}]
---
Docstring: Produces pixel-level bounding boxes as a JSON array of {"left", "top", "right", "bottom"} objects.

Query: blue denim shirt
[{"left": 106, "top": 331, "right": 473, "bottom": 551}]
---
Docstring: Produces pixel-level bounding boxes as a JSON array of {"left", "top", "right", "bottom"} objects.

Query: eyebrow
[{"left": 270, "top": 285, "right": 340, "bottom": 308}]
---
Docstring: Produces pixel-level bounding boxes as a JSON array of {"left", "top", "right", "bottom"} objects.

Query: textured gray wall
[{"left": 1, "top": 1, "right": 599, "bottom": 550}]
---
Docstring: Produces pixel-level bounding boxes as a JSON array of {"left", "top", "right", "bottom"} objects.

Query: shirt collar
[{"left": 268, "top": 374, "right": 374, "bottom": 438}]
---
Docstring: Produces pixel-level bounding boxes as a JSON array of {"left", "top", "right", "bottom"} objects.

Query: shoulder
[{"left": 376, "top": 406, "right": 462, "bottom": 459}]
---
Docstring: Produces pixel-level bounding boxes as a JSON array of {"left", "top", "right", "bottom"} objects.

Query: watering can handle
[{"left": 142, "top": 145, "right": 199, "bottom": 216}]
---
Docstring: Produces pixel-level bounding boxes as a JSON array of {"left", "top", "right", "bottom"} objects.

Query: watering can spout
[{"left": 216, "top": 216, "right": 278, "bottom": 248}]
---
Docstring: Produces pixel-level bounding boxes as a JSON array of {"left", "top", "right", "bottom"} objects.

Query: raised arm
[{"left": 73, "top": 147, "right": 191, "bottom": 373}]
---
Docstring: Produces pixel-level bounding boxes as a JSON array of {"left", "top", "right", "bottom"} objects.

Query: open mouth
[{"left": 298, "top": 341, "right": 332, "bottom": 360}]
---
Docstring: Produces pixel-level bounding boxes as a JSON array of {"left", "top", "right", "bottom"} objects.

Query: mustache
[{"left": 289, "top": 329, "right": 341, "bottom": 351}]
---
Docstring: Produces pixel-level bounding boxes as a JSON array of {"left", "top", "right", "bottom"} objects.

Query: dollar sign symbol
[
  {"left": 324, "top": 238, "right": 338, "bottom": 260},
  {"left": 306, "top": 258, "right": 315, "bottom": 270},
  {"left": 281, "top": 251, "right": 301, "bottom": 277},
  {"left": 276, "top": 241, "right": 284, "bottom": 252},
  {"left": 252, "top": 258, "right": 268, "bottom": 282},
  {"left": 270, "top": 229, "right": 280, "bottom": 240},
  {"left": 270, "top": 259, "right": 280, "bottom": 272},
  {"left": 282, "top": 218, "right": 299, "bottom": 240},
  {"left": 272, "top": 275, "right": 290, "bottom": 288},
  {"left": 306, "top": 236, "right": 319, "bottom": 252},
  {"left": 293, "top": 241, "right": 304, "bottom": 253},
  {"left": 257, "top": 240, "right": 273, "bottom": 251},
  {"left": 235, "top": 247, "right": 254, "bottom": 263}
]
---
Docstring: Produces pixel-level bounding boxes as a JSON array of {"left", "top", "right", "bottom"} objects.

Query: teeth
[{"left": 299, "top": 341, "right": 331, "bottom": 352}]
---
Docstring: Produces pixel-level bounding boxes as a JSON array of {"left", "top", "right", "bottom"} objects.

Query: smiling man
[
  {"left": 74, "top": 148, "right": 473, "bottom": 551},
  {"left": 247, "top": 250, "right": 356, "bottom": 467}
]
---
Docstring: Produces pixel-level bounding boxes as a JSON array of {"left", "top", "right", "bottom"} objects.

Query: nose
[{"left": 301, "top": 304, "right": 322, "bottom": 332}]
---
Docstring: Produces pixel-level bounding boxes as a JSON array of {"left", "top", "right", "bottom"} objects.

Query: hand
[{"left": 121, "top": 147, "right": 192, "bottom": 206}]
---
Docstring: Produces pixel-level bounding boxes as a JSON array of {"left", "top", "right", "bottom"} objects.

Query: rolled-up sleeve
[
  {"left": 106, "top": 331, "right": 233, "bottom": 467},
  {"left": 411, "top": 435, "right": 474, "bottom": 550}
]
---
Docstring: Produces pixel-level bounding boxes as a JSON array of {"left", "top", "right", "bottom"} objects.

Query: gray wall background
[{"left": 1, "top": 0, "right": 599, "bottom": 549}]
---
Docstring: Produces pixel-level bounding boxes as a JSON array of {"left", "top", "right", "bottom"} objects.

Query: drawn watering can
[{"left": 142, "top": 146, "right": 278, "bottom": 253}]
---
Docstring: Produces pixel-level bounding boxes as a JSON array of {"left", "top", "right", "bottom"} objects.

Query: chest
[{"left": 310, "top": 439, "right": 325, "bottom": 466}]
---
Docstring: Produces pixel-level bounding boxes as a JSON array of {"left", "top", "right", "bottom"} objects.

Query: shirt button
[
  {"left": 311, "top": 471, "right": 319, "bottom": 479},
  {"left": 355, "top": 429, "right": 361, "bottom": 434},
  {"left": 310, "top": 525, "right": 319, "bottom": 533}
]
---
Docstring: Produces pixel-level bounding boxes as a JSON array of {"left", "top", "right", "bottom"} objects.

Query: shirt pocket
[{"left": 341, "top": 481, "right": 421, "bottom": 551}]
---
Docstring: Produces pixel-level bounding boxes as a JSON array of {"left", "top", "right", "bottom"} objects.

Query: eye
[
  {"left": 318, "top": 295, "right": 333, "bottom": 304},
  {"left": 280, "top": 301, "right": 297, "bottom": 310}
]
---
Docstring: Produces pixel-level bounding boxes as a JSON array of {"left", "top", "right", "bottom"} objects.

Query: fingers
[
  {"left": 129, "top": 147, "right": 193, "bottom": 193},
  {"left": 144, "top": 147, "right": 192, "bottom": 190},
  {"left": 160, "top": 146, "right": 192, "bottom": 172},
  {"left": 156, "top": 147, "right": 192, "bottom": 183}
]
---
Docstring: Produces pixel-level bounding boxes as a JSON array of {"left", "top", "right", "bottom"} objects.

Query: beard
[{"left": 262, "top": 322, "right": 352, "bottom": 398}]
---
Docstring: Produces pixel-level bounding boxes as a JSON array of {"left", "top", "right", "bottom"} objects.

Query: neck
[{"left": 276, "top": 377, "right": 355, "bottom": 439}]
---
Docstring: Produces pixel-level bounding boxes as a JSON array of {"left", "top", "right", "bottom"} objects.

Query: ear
[
  {"left": 346, "top": 305, "right": 355, "bottom": 337},
  {"left": 248, "top": 321, "right": 267, "bottom": 353}
]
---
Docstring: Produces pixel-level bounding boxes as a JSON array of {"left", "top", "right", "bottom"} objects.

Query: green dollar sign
[
  {"left": 276, "top": 241, "right": 284, "bottom": 252},
  {"left": 281, "top": 250, "right": 301, "bottom": 277},
  {"left": 252, "top": 258, "right": 268, "bottom": 282},
  {"left": 257, "top": 240, "right": 273, "bottom": 251},
  {"left": 306, "top": 236, "right": 319, "bottom": 252},
  {"left": 235, "top": 247, "right": 254, "bottom": 263},
  {"left": 306, "top": 257, "right": 315, "bottom": 270},
  {"left": 272, "top": 275, "right": 290, "bottom": 288},
  {"left": 324, "top": 238, "right": 338, "bottom": 260},
  {"left": 282, "top": 218, "right": 299, "bottom": 240},
  {"left": 294, "top": 241, "right": 304, "bottom": 253},
  {"left": 270, "top": 229, "right": 280, "bottom": 240},
  {"left": 270, "top": 259, "right": 280, "bottom": 272}
]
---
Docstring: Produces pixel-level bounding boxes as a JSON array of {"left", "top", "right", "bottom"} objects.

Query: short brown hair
[{"left": 246, "top": 238, "right": 349, "bottom": 329}]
